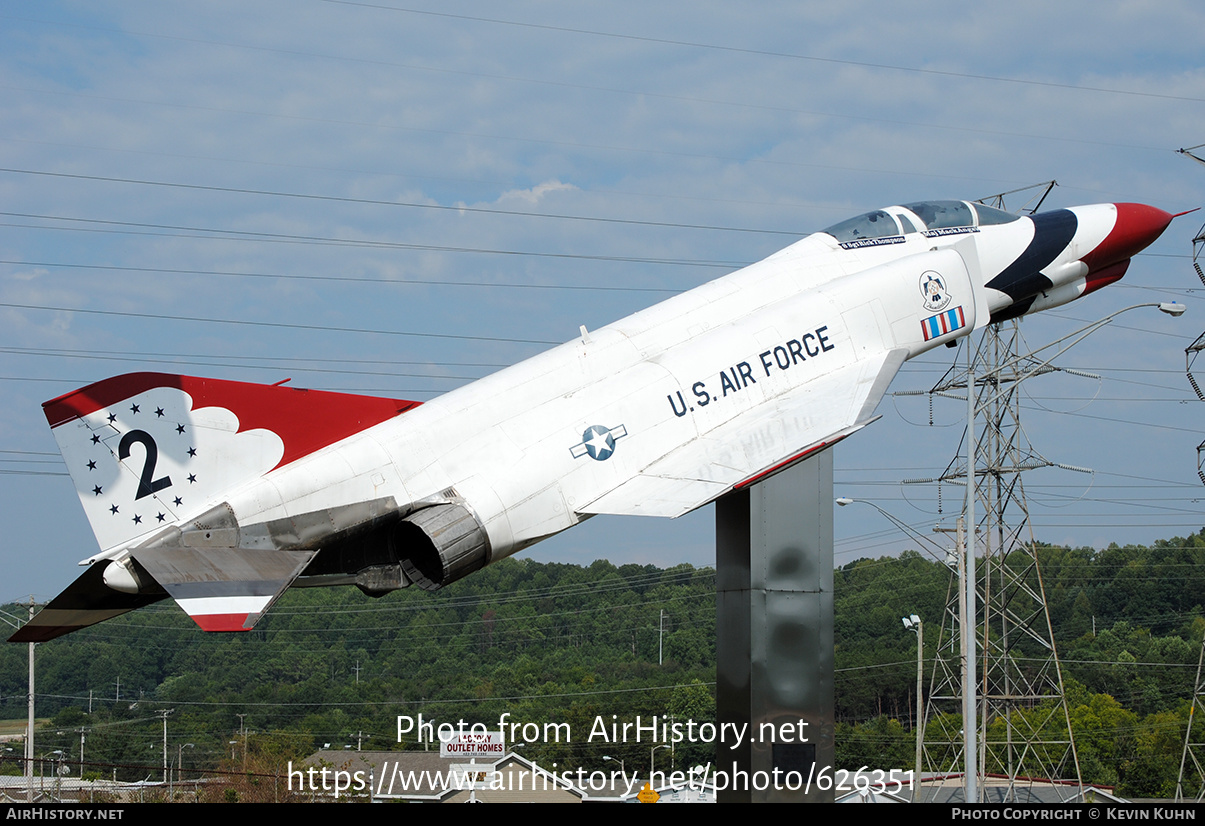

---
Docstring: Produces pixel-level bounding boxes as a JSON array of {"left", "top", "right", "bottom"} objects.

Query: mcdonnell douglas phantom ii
[{"left": 10, "top": 199, "right": 1175, "bottom": 641}]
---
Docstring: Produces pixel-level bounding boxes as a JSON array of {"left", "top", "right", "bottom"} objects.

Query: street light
[
  {"left": 39, "top": 750, "right": 64, "bottom": 801},
  {"left": 172, "top": 743, "right": 194, "bottom": 800},
  {"left": 966, "top": 301, "right": 1187, "bottom": 418},
  {"left": 650, "top": 744, "right": 669, "bottom": 780},
  {"left": 834, "top": 498, "right": 947, "bottom": 562},
  {"left": 603, "top": 755, "right": 627, "bottom": 791},
  {"left": 836, "top": 497, "right": 966, "bottom": 802}
]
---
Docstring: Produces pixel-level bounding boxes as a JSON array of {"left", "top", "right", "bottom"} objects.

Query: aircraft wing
[
  {"left": 578, "top": 348, "right": 907, "bottom": 518},
  {"left": 8, "top": 547, "right": 315, "bottom": 642},
  {"left": 8, "top": 560, "right": 167, "bottom": 643}
]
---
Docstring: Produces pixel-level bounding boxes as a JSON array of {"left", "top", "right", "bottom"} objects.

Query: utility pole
[
  {"left": 159, "top": 709, "right": 174, "bottom": 784},
  {"left": 27, "top": 597, "right": 35, "bottom": 804},
  {"left": 237, "top": 714, "right": 248, "bottom": 771},
  {"left": 658, "top": 609, "right": 664, "bottom": 665}
]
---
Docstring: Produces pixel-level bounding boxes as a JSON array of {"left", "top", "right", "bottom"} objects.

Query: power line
[
  {"left": 0, "top": 345, "right": 511, "bottom": 370},
  {"left": 0, "top": 258, "right": 683, "bottom": 295},
  {"left": 320, "top": 1, "right": 1205, "bottom": 104},
  {"left": 0, "top": 301, "right": 560, "bottom": 346},
  {"left": 0, "top": 212, "right": 744, "bottom": 268},
  {"left": 0, "top": 167, "right": 801, "bottom": 237}
]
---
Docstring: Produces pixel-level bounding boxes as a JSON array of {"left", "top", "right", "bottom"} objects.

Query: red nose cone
[{"left": 1081, "top": 203, "right": 1173, "bottom": 273}]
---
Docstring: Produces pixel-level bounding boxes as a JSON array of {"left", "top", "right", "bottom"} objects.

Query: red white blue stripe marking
[{"left": 921, "top": 305, "right": 966, "bottom": 341}]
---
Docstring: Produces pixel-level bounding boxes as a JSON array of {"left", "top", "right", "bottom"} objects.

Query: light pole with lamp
[
  {"left": 650, "top": 744, "right": 669, "bottom": 783},
  {"left": 902, "top": 614, "right": 924, "bottom": 802},
  {"left": 836, "top": 497, "right": 947, "bottom": 804}
]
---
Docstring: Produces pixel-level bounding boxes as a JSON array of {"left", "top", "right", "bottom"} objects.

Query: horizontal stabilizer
[
  {"left": 131, "top": 547, "right": 316, "bottom": 632},
  {"left": 8, "top": 561, "right": 166, "bottom": 643}
]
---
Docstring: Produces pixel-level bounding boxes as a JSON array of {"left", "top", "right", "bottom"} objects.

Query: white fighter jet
[{"left": 10, "top": 199, "right": 1174, "bottom": 642}]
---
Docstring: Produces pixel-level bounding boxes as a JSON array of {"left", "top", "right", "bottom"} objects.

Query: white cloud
[{"left": 495, "top": 180, "right": 579, "bottom": 206}]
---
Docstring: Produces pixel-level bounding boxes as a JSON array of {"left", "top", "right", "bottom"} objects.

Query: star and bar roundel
[{"left": 570, "top": 423, "right": 628, "bottom": 461}]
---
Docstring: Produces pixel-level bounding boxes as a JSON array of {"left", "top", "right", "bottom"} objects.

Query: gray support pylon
[{"left": 715, "top": 451, "right": 834, "bottom": 803}]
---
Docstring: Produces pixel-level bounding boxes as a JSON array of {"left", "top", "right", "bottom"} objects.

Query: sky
[{"left": 1, "top": 1, "right": 1203, "bottom": 602}]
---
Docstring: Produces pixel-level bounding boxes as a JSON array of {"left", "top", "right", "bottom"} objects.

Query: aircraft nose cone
[{"left": 1081, "top": 203, "right": 1174, "bottom": 272}]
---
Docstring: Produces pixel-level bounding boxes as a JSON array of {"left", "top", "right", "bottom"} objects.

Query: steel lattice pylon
[
  {"left": 1185, "top": 222, "right": 1205, "bottom": 486},
  {"left": 1176, "top": 143, "right": 1205, "bottom": 801},
  {"left": 1176, "top": 634, "right": 1205, "bottom": 801},
  {"left": 916, "top": 542, "right": 971, "bottom": 799},
  {"left": 916, "top": 320, "right": 1083, "bottom": 803}
]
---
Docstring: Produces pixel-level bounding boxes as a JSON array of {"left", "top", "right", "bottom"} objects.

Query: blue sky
[{"left": 1, "top": 1, "right": 1203, "bottom": 600}]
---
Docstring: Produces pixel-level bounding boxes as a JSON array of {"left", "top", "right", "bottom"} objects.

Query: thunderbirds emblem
[{"left": 920, "top": 271, "right": 952, "bottom": 312}]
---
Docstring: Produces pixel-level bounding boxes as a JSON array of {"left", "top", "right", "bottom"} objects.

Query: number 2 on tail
[{"left": 118, "top": 430, "right": 172, "bottom": 500}]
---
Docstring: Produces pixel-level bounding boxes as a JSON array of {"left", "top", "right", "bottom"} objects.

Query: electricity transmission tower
[
  {"left": 1184, "top": 221, "right": 1205, "bottom": 485},
  {"left": 1176, "top": 633, "right": 1205, "bottom": 801},
  {"left": 1177, "top": 146, "right": 1205, "bottom": 485},
  {"left": 912, "top": 183, "right": 1082, "bottom": 803},
  {"left": 1177, "top": 146, "right": 1205, "bottom": 800}
]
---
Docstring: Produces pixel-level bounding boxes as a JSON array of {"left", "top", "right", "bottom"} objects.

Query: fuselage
[
  {"left": 211, "top": 199, "right": 1172, "bottom": 587},
  {"left": 16, "top": 198, "right": 1172, "bottom": 641}
]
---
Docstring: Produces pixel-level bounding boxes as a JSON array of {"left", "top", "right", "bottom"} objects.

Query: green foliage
[
  {"left": 4, "top": 529, "right": 1205, "bottom": 796},
  {"left": 1, "top": 558, "right": 716, "bottom": 781},
  {"left": 835, "top": 716, "right": 913, "bottom": 771}
]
